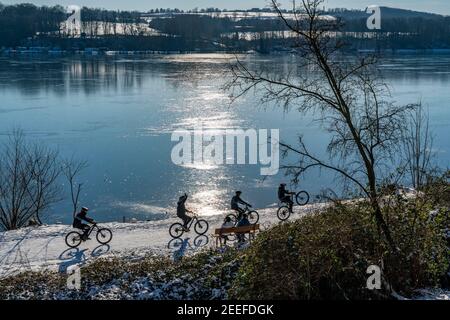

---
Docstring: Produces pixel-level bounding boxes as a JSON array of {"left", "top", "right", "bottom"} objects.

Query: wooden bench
[{"left": 212, "top": 224, "right": 260, "bottom": 247}]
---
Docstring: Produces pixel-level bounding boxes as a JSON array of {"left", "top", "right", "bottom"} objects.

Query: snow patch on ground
[{"left": 412, "top": 288, "right": 450, "bottom": 300}]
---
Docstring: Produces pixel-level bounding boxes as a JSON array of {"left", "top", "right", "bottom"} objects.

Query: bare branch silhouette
[
  {"left": 225, "top": 0, "right": 424, "bottom": 251},
  {"left": 62, "top": 157, "right": 88, "bottom": 218},
  {"left": 0, "top": 130, "right": 63, "bottom": 230}
]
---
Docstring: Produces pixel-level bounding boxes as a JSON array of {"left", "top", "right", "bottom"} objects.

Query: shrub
[
  {"left": 230, "top": 199, "right": 448, "bottom": 300},
  {"left": 423, "top": 170, "right": 450, "bottom": 208}
]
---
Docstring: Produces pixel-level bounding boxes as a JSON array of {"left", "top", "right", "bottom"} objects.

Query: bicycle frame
[
  {"left": 280, "top": 192, "right": 296, "bottom": 205},
  {"left": 233, "top": 205, "right": 251, "bottom": 216},
  {"left": 186, "top": 215, "right": 198, "bottom": 229},
  {"left": 84, "top": 223, "right": 98, "bottom": 237},
  {"left": 290, "top": 192, "right": 297, "bottom": 200},
  {"left": 278, "top": 194, "right": 295, "bottom": 212},
  {"left": 231, "top": 206, "right": 257, "bottom": 222}
]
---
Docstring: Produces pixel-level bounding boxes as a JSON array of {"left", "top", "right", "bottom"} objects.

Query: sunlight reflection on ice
[
  {"left": 180, "top": 162, "right": 219, "bottom": 170},
  {"left": 189, "top": 189, "right": 228, "bottom": 217}
]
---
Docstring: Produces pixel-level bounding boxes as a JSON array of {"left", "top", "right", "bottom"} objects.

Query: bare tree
[
  {"left": 62, "top": 157, "right": 88, "bottom": 218},
  {"left": 0, "top": 130, "right": 62, "bottom": 230},
  {"left": 402, "top": 103, "right": 435, "bottom": 190},
  {"left": 25, "top": 144, "right": 63, "bottom": 225},
  {"left": 226, "top": 0, "right": 417, "bottom": 251}
]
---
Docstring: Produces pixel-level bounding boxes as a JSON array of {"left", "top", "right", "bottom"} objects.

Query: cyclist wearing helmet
[
  {"left": 177, "top": 193, "right": 193, "bottom": 231},
  {"left": 72, "top": 207, "right": 96, "bottom": 241},
  {"left": 278, "top": 183, "right": 295, "bottom": 213},
  {"left": 231, "top": 191, "right": 251, "bottom": 221}
]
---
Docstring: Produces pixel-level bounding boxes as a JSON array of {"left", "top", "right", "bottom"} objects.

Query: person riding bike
[
  {"left": 177, "top": 193, "right": 193, "bottom": 231},
  {"left": 278, "top": 183, "right": 295, "bottom": 213},
  {"left": 231, "top": 191, "right": 252, "bottom": 221},
  {"left": 72, "top": 207, "right": 96, "bottom": 241}
]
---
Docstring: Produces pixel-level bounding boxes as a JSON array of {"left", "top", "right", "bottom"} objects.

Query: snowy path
[{"left": 0, "top": 204, "right": 323, "bottom": 278}]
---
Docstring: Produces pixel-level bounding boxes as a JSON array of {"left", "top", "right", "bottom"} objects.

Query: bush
[
  {"left": 229, "top": 198, "right": 449, "bottom": 300},
  {"left": 423, "top": 170, "right": 450, "bottom": 208}
]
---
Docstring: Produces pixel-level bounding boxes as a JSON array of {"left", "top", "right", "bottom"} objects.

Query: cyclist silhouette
[
  {"left": 278, "top": 183, "right": 295, "bottom": 213},
  {"left": 72, "top": 207, "right": 96, "bottom": 241},
  {"left": 231, "top": 191, "right": 251, "bottom": 221},
  {"left": 177, "top": 193, "right": 193, "bottom": 231}
]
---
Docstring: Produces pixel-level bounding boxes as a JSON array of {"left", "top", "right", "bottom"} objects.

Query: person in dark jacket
[
  {"left": 220, "top": 216, "right": 234, "bottom": 245},
  {"left": 230, "top": 191, "right": 251, "bottom": 221},
  {"left": 177, "top": 193, "right": 193, "bottom": 231},
  {"left": 278, "top": 183, "right": 295, "bottom": 213},
  {"left": 72, "top": 207, "right": 95, "bottom": 241},
  {"left": 236, "top": 214, "right": 250, "bottom": 243}
]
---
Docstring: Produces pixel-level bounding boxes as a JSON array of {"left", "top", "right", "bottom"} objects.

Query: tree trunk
[{"left": 370, "top": 188, "right": 397, "bottom": 252}]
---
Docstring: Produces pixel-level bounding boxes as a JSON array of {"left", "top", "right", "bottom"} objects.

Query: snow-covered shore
[
  {"left": 0, "top": 202, "right": 327, "bottom": 279},
  {"left": 1, "top": 190, "right": 423, "bottom": 278},
  {"left": 0, "top": 198, "right": 448, "bottom": 300}
]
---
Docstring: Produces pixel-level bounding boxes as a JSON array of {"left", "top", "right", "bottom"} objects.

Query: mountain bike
[
  {"left": 277, "top": 191, "right": 310, "bottom": 221},
  {"left": 169, "top": 213, "right": 209, "bottom": 239},
  {"left": 65, "top": 223, "right": 113, "bottom": 248},
  {"left": 226, "top": 205, "right": 259, "bottom": 225}
]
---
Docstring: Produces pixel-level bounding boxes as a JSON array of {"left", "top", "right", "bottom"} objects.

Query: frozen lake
[{"left": 0, "top": 53, "right": 449, "bottom": 223}]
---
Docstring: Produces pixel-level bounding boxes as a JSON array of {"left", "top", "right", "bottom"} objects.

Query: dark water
[{"left": 0, "top": 53, "right": 449, "bottom": 223}]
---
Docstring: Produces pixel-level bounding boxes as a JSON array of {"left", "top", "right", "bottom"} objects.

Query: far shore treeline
[{"left": 1, "top": 3, "right": 450, "bottom": 53}]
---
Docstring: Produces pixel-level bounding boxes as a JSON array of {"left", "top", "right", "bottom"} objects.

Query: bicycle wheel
[
  {"left": 248, "top": 210, "right": 260, "bottom": 224},
  {"left": 296, "top": 191, "right": 310, "bottom": 206},
  {"left": 226, "top": 214, "right": 238, "bottom": 225},
  {"left": 277, "top": 206, "right": 291, "bottom": 221},
  {"left": 194, "top": 219, "right": 209, "bottom": 235},
  {"left": 96, "top": 228, "right": 113, "bottom": 245},
  {"left": 169, "top": 223, "right": 185, "bottom": 238},
  {"left": 65, "top": 231, "right": 82, "bottom": 248},
  {"left": 193, "top": 235, "right": 209, "bottom": 248},
  {"left": 167, "top": 237, "right": 183, "bottom": 249}
]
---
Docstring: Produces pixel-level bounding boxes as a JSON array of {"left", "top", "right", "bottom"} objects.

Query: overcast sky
[{"left": 2, "top": 0, "right": 450, "bottom": 15}]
